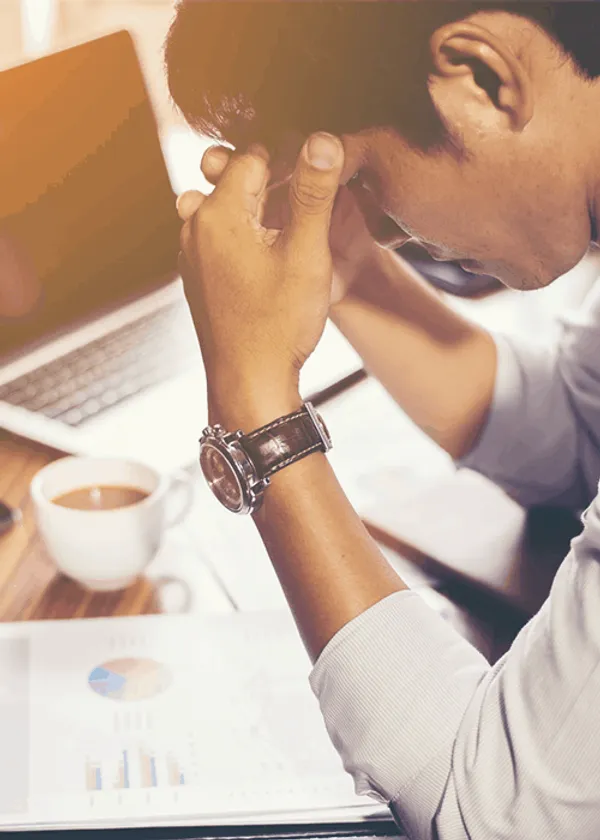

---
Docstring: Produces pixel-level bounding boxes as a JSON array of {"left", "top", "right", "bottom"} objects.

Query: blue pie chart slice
[{"left": 88, "top": 666, "right": 128, "bottom": 698}]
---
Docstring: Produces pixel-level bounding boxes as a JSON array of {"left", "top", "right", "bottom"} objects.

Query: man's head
[{"left": 165, "top": 2, "right": 600, "bottom": 289}]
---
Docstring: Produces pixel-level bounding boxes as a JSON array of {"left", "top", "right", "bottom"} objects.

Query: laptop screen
[{"left": 0, "top": 31, "right": 181, "bottom": 359}]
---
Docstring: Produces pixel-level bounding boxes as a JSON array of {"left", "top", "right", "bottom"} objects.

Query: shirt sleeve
[
  {"left": 459, "top": 280, "right": 600, "bottom": 510},
  {"left": 310, "top": 493, "right": 600, "bottom": 840}
]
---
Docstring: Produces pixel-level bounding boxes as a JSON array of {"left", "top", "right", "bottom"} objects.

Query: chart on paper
[
  {"left": 84, "top": 744, "right": 189, "bottom": 792},
  {"left": 88, "top": 658, "right": 172, "bottom": 702}
]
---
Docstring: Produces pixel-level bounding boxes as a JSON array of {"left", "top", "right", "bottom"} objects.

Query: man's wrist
[{"left": 207, "top": 376, "right": 303, "bottom": 433}]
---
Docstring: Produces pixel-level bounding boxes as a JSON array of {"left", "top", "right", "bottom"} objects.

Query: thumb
[{"left": 285, "top": 133, "right": 344, "bottom": 253}]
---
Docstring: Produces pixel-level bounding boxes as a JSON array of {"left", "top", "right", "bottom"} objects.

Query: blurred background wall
[{"left": 0, "top": 0, "right": 180, "bottom": 128}]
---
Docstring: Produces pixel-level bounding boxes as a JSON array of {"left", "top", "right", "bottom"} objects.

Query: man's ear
[{"left": 428, "top": 21, "right": 533, "bottom": 133}]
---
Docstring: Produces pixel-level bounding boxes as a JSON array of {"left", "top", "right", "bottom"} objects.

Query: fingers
[
  {"left": 284, "top": 133, "right": 344, "bottom": 254},
  {"left": 201, "top": 145, "right": 231, "bottom": 185},
  {"left": 263, "top": 181, "right": 292, "bottom": 230},
  {"left": 180, "top": 145, "right": 271, "bottom": 237},
  {"left": 176, "top": 190, "right": 206, "bottom": 222},
  {"left": 208, "top": 145, "right": 270, "bottom": 223}
]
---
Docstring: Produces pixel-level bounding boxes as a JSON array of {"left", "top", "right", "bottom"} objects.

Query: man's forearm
[
  {"left": 255, "top": 452, "right": 406, "bottom": 661},
  {"left": 207, "top": 378, "right": 407, "bottom": 661},
  {"left": 331, "top": 247, "right": 497, "bottom": 458}
]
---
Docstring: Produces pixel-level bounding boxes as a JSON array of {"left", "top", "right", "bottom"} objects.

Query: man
[{"left": 165, "top": 3, "right": 600, "bottom": 838}]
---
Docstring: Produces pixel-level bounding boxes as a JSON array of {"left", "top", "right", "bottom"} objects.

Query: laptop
[
  {"left": 0, "top": 30, "right": 209, "bottom": 471},
  {"left": 0, "top": 31, "right": 361, "bottom": 472}
]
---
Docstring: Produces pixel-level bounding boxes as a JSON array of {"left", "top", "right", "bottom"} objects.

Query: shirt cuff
[{"left": 309, "top": 591, "right": 489, "bottom": 834}]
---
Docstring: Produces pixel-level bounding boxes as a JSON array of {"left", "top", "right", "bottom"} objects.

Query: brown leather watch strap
[{"left": 242, "top": 406, "right": 325, "bottom": 481}]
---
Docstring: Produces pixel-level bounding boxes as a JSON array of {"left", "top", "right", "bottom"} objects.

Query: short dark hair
[{"left": 164, "top": 2, "right": 600, "bottom": 152}]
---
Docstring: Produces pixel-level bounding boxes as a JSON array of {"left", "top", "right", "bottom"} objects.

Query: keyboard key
[
  {"left": 44, "top": 397, "right": 80, "bottom": 418},
  {"left": 80, "top": 399, "right": 102, "bottom": 418},
  {"left": 83, "top": 381, "right": 106, "bottom": 399},
  {"left": 62, "top": 409, "right": 84, "bottom": 426},
  {"left": 22, "top": 384, "right": 38, "bottom": 400},
  {"left": 26, "top": 393, "right": 55, "bottom": 412},
  {"left": 100, "top": 390, "right": 119, "bottom": 407}
]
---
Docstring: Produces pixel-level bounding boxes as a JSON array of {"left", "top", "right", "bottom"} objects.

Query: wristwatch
[{"left": 199, "top": 401, "right": 332, "bottom": 514}]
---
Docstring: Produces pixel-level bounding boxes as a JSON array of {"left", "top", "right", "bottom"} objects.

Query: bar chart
[
  {"left": 85, "top": 746, "right": 189, "bottom": 793},
  {"left": 139, "top": 750, "right": 157, "bottom": 788},
  {"left": 85, "top": 762, "right": 102, "bottom": 793},
  {"left": 115, "top": 751, "right": 131, "bottom": 790}
]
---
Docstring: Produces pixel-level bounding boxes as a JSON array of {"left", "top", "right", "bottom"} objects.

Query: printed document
[{"left": 0, "top": 611, "right": 384, "bottom": 829}]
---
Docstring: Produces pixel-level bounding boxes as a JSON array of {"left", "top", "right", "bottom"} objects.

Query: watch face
[{"left": 200, "top": 443, "right": 244, "bottom": 512}]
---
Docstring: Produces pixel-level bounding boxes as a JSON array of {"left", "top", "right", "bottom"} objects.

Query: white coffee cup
[{"left": 31, "top": 456, "right": 194, "bottom": 591}]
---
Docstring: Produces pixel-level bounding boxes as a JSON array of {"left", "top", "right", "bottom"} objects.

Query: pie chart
[{"left": 88, "top": 658, "right": 172, "bottom": 701}]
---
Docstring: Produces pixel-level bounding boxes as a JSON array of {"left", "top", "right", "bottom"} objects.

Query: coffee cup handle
[{"left": 164, "top": 471, "right": 195, "bottom": 528}]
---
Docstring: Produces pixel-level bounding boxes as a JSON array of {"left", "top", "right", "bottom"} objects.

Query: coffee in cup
[
  {"left": 31, "top": 457, "right": 194, "bottom": 591},
  {"left": 52, "top": 485, "right": 149, "bottom": 511}
]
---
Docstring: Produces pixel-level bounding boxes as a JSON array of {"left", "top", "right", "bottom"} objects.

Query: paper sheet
[
  {"left": 362, "top": 468, "right": 529, "bottom": 607},
  {"left": 0, "top": 612, "right": 384, "bottom": 830}
]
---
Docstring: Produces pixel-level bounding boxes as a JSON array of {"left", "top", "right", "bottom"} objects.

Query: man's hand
[
  {"left": 177, "top": 133, "right": 345, "bottom": 424},
  {"left": 180, "top": 143, "right": 377, "bottom": 307}
]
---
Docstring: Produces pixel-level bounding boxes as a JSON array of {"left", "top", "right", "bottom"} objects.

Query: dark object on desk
[
  {"left": 0, "top": 500, "right": 19, "bottom": 536},
  {"left": 307, "top": 367, "right": 368, "bottom": 408},
  {"left": 400, "top": 242, "right": 503, "bottom": 298},
  {"left": 16, "top": 819, "right": 403, "bottom": 840}
]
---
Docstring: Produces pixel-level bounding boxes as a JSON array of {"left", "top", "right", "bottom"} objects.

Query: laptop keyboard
[{"left": 0, "top": 304, "right": 200, "bottom": 427}]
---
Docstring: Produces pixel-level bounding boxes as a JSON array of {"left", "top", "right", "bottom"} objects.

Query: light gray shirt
[{"left": 309, "top": 279, "right": 600, "bottom": 839}]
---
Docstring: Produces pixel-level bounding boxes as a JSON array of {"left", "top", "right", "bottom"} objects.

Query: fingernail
[
  {"left": 306, "top": 133, "right": 340, "bottom": 170},
  {"left": 203, "top": 145, "right": 229, "bottom": 169}
]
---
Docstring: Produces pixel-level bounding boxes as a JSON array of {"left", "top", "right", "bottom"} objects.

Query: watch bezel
[{"left": 200, "top": 426, "right": 266, "bottom": 514}]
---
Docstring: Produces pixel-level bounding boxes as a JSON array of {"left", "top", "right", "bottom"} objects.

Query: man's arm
[
  {"left": 330, "top": 246, "right": 497, "bottom": 458},
  {"left": 216, "top": 389, "right": 600, "bottom": 840},
  {"left": 332, "top": 245, "right": 600, "bottom": 510},
  {"left": 209, "top": 381, "right": 408, "bottom": 659},
  {"left": 308, "top": 483, "right": 600, "bottom": 840}
]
